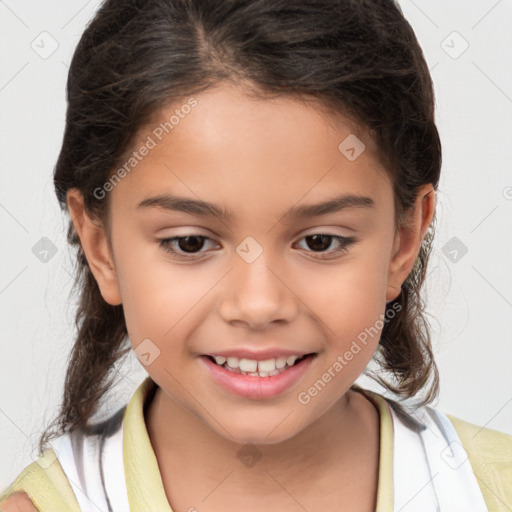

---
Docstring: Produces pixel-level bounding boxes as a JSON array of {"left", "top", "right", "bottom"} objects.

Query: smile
[
  {"left": 207, "top": 354, "right": 312, "bottom": 377},
  {"left": 201, "top": 353, "right": 317, "bottom": 400}
]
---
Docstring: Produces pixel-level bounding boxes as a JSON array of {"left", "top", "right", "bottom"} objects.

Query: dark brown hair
[{"left": 39, "top": 0, "right": 441, "bottom": 453}]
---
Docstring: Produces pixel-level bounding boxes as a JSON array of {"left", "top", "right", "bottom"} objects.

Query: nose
[{"left": 219, "top": 252, "right": 299, "bottom": 330}]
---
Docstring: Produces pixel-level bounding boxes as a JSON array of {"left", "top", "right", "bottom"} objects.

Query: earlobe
[
  {"left": 386, "top": 185, "right": 435, "bottom": 302},
  {"left": 66, "top": 189, "right": 122, "bottom": 306}
]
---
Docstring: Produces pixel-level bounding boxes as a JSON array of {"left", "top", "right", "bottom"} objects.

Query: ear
[
  {"left": 66, "top": 188, "right": 122, "bottom": 306},
  {"left": 386, "top": 184, "right": 435, "bottom": 302}
]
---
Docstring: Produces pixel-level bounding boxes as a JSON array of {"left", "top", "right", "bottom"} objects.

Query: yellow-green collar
[
  {"left": 123, "top": 377, "right": 394, "bottom": 511},
  {"left": 352, "top": 383, "right": 394, "bottom": 510}
]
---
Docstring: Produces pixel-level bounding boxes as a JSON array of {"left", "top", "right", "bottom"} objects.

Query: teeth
[
  {"left": 211, "top": 353, "right": 308, "bottom": 377},
  {"left": 239, "top": 358, "right": 258, "bottom": 372},
  {"left": 286, "top": 355, "right": 298, "bottom": 366},
  {"left": 227, "top": 357, "right": 239, "bottom": 368},
  {"left": 258, "top": 359, "right": 276, "bottom": 372},
  {"left": 275, "top": 357, "right": 287, "bottom": 369}
]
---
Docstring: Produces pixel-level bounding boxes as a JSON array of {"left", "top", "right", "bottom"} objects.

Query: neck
[{"left": 144, "top": 383, "right": 380, "bottom": 508}]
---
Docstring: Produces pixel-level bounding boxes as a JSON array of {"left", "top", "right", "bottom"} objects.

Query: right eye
[{"left": 158, "top": 235, "right": 220, "bottom": 259}]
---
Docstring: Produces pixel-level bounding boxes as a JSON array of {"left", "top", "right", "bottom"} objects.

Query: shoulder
[
  {"left": 0, "top": 448, "right": 81, "bottom": 512},
  {"left": 0, "top": 492, "right": 37, "bottom": 512},
  {"left": 447, "top": 413, "right": 512, "bottom": 460},
  {"left": 446, "top": 413, "right": 512, "bottom": 508}
]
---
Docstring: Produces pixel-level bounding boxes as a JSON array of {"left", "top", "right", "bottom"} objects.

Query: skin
[
  {"left": 65, "top": 82, "right": 435, "bottom": 511},
  {"left": 0, "top": 492, "right": 37, "bottom": 512}
]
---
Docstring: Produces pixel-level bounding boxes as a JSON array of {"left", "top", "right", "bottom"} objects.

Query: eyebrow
[{"left": 136, "top": 193, "right": 375, "bottom": 221}]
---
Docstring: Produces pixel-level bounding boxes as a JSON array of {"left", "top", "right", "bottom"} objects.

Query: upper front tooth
[
  {"left": 258, "top": 359, "right": 276, "bottom": 372},
  {"left": 239, "top": 358, "right": 258, "bottom": 372},
  {"left": 227, "top": 357, "right": 240, "bottom": 368}
]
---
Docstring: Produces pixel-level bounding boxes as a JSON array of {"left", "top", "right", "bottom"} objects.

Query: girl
[{"left": 1, "top": 0, "right": 511, "bottom": 511}]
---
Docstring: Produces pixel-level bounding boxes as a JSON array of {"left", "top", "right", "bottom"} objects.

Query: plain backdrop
[{"left": 1, "top": 0, "right": 511, "bottom": 489}]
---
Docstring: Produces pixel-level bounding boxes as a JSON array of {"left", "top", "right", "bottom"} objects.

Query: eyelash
[{"left": 158, "top": 233, "right": 356, "bottom": 261}]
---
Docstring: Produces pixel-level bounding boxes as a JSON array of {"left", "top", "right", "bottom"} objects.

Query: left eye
[
  {"left": 158, "top": 233, "right": 356, "bottom": 260},
  {"left": 295, "top": 234, "right": 356, "bottom": 259}
]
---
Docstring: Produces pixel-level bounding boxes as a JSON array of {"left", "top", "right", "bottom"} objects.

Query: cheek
[
  {"left": 112, "top": 239, "right": 171, "bottom": 339},
  {"left": 301, "top": 253, "right": 389, "bottom": 337},
  {"left": 115, "top": 246, "right": 212, "bottom": 343}
]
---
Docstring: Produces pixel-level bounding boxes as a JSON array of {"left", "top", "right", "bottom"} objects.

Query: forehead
[{"left": 109, "top": 83, "right": 392, "bottom": 221}]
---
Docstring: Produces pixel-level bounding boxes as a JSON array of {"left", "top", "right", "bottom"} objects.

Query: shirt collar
[{"left": 351, "top": 383, "right": 394, "bottom": 510}]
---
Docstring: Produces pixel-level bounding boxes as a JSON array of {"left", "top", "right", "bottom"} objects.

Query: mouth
[{"left": 200, "top": 352, "right": 317, "bottom": 400}]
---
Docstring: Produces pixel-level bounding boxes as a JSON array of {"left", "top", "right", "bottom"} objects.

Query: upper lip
[{"left": 204, "top": 348, "right": 316, "bottom": 361}]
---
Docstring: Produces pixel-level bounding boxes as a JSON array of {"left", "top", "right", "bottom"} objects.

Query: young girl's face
[{"left": 89, "top": 82, "right": 422, "bottom": 444}]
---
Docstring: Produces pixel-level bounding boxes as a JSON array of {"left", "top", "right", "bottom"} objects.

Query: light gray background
[{"left": 1, "top": 0, "right": 511, "bottom": 489}]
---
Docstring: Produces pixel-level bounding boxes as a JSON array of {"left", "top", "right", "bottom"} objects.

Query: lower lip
[{"left": 200, "top": 354, "right": 316, "bottom": 400}]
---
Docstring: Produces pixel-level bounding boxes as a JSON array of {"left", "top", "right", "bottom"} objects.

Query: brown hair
[{"left": 39, "top": 0, "right": 441, "bottom": 453}]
